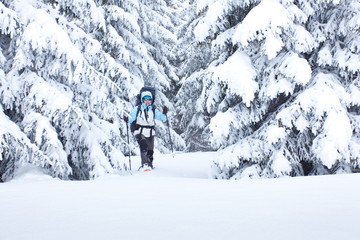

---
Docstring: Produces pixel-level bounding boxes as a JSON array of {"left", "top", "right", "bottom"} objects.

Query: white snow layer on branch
[
  {"left": 78, "top": 121, "right": 124, "bottom": 178},
  {"left": 266, "top": 125, "right": 287, "bottom": 145},
  {"left": 196, "top": 0, "right": 217, "bottom": 14},
  {"left": 105, "top": 5, "right": 141, "bottom": 35},
  {"left": 12, "top": 1, "right": 124, "bottom": 94},
  {"left": 56, "top": 0, "right": 106, "bottom": 32},
  {"left": 209, "top": 110, "right": 239, "bottom": 147},
  {"left": 271, "top": 149, "right": 292, "bottom": 176},
  {"left": 334, "top": 46, "right": 360, "bottom": 74},
  {"left": 279, "top": 52, "right": 311, "bottom": 85},
  {"left": 194, "top": 0, "right": 254, "bottom": 42},
  {"left": 22, "top": 73, "right": 73, "bottom": 115},
  {"left": 0, "top": 2, "right": 19, "bottom": 37},
  {"left": 232, "top": 0, "right": 290, "bottom": 49},
  {"left": 13, "top": 4, "right": 83, "bottom": 82},
  {"left": 262, "top": 52, "right": 311, "bottom": 99},
  {"left": 195, "top": 0, "right": 234, "bottom": 42},
  {"left": 291, "top": 25, "right": 316, "bottom": 53},
  {"left": 212, "top": 51, "right": 258, "bottom": 107},
  {"left": 350, "top": 84, "right": 360, "bottom": 106},
  {"left": 230, "top": 0, "right": 316, "bottom": 59},
  {"left": 277, "top": 73, "right": 352, "bottom": 169}
]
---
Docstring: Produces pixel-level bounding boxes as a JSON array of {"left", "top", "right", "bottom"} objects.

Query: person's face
[{"left": 143, "top": 98, "right": 152, "bottom": 106}]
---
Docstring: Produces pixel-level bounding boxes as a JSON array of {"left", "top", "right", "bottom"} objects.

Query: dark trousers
[{"left": 135, "top": 134, "right": 154, "bottom": 167}]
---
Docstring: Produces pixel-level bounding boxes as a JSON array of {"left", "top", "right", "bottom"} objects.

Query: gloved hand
[
  {"left": 123, "top": 115, "right": 129, "bottom": 122},
  {"left": 163, "top": 106, "right": 168, "bottom": 115}
]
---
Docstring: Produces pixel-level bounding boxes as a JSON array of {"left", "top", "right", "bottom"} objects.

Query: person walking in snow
[{"left": 124, "top": 87, "right": 168, "bottom": 171}]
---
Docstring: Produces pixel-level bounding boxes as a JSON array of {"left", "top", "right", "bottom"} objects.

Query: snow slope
[{"left": 0, "top": 152, "right": 359, "bottom": 240}]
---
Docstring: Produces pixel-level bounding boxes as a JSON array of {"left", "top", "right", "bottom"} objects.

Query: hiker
[{"left": 123, "top": 87, "right": 168, "bottom": 171}]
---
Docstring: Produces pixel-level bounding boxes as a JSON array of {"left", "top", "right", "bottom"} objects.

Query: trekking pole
[
  {"left": 125, "top": 121, "right": 132, "bottom": 171},
  {"left": 165, "top": 113, "right": 174, "bottom": 154}
]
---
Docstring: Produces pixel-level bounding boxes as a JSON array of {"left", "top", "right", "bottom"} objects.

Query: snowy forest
[{"left": 0, "top": 0, "right": 359, "bottom": 182}]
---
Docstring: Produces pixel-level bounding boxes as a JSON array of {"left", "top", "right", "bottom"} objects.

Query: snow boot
[
  {"left": 138, "top": 163, "right": 152, "bottom": 172},
  {"left": 147, "top": 156, "right": 154, "bottom": 169}
]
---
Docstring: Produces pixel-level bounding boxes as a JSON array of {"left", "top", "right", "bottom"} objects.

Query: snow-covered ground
[{"left": 1, "top": 152, "right": 359, "bottom": 240}]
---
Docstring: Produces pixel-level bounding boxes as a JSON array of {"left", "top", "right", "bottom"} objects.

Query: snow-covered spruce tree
[
  {"left": 55, "top": 0, "right": 184, "bottom": 152},
  {"left": 177, "top": 0, "right": 360, "bottom": 178},
  {"left": 116, "top": 0, "right": 185, "bottom": 151},
  {"left": 0, "top": 1, "right": 68, "bottom": 181},
  {"left": 0, "top": 0, "right": 182, "bottom": 181},
  {"left": 0, "top": 0, "right": 127, "bottom": 181},
  {"left": 174, "top": 0, "right": 220, "bottom": 151}
]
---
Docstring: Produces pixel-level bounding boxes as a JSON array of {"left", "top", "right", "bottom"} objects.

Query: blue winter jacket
[{"left": 128, "top": 103, "right": 167, "bottom": 124}]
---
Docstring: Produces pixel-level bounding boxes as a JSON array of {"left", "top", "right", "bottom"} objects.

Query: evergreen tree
[
  {"left": 177, "top": 0, "right": 360, "bottom": 178},
  {"left": 0, "top": 0, "right": 183, "bottom": 181},
  {"left": 174, "top": 0, "right": 216, "bottom": 151}
]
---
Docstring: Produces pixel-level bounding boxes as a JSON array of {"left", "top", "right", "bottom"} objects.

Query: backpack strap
[
  {"left": 136, "top": 104, "right": 155, "bottom": 119},
  {"left": 136, "top": 105, "right": 156, "bottom": 137},
  {"left": 139, "top": 125, "right": 155, "bottom": 136},
  {"left": 136, "top": 105, "right": 141, "bottom": 118}
]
